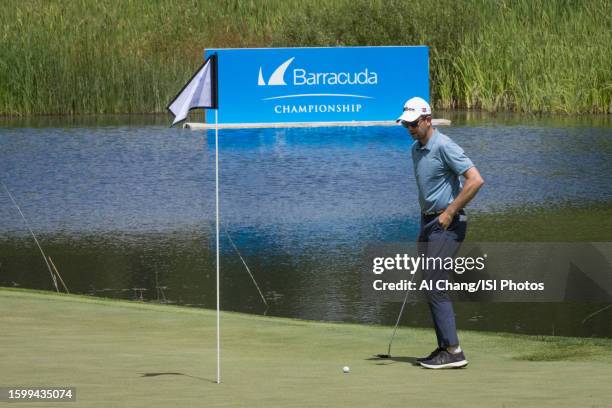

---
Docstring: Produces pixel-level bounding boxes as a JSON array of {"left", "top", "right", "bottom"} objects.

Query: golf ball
[{"left": 343, "top": 366, "right": 350, "bottom": 373}]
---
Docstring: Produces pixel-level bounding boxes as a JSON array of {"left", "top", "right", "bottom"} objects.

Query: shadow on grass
[
  {"left": 140, "top": 372, "right": 216, "bottom": 383},
  {"left": 366, "top": 355, "right": 419, "bottom": 366}
]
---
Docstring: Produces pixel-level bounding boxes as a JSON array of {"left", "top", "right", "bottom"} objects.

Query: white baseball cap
[{"left": 396, "top": 97, "right": 431, "bottom": 123}]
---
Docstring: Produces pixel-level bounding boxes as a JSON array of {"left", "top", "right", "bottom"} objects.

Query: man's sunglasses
[{"left": 400, "top": 118, "right": 422, "bottom": 128}]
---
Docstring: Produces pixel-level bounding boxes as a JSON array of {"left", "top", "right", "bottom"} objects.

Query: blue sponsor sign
[{"left": 204, "top": 46, "right": 428, "bottom": 124}]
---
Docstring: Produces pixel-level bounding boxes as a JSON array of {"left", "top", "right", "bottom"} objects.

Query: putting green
[{"left": 1, "top": 288, "right": 611, "bottom": 407}]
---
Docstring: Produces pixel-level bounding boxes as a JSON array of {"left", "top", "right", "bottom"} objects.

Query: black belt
[
  {"left": 422, "top": 209, "right": 465, "bottom": 217},
  {"left": 422, "top": 209, "right": 445, "bottom": 216}
]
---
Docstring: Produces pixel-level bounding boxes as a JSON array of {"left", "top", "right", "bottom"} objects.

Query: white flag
[{"left": 167, "top": 55, "right": 217, "bottom": 126}]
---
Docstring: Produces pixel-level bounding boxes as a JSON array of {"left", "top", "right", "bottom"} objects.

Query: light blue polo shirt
[{"left": 412, "top": 129, "right": 474, "bottom": 214}]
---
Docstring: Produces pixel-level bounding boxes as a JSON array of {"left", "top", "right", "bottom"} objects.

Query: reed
[{"left": 0, "top": 0, "right": 609, "bottom": 115}]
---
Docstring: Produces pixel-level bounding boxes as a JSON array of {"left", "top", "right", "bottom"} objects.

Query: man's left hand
[{"left": 438, "top": 211, "right": 454, "bottom": 230}]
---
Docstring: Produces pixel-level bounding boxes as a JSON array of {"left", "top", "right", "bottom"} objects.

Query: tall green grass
[{"left": 0, "top": 0, "right": 609, "bottom": 115}]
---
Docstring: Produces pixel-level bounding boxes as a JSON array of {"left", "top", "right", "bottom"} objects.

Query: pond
[{"left": 1, "top": 112, "right": 610, "bottom": 337}]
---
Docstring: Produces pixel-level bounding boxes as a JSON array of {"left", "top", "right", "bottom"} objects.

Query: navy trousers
[{"left": 418, "top": 210, "right": 467, "bottom": 348}]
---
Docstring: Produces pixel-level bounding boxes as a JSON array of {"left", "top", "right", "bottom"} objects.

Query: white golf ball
[{"left": 343, "top": 366, "right": 350, "bottom": 373}]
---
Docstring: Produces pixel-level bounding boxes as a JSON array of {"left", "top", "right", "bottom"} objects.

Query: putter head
[{"left": 375, "top": 353, "right": 391, "bottom": 359}]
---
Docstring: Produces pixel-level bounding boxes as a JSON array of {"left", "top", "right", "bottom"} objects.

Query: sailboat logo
[{"left": 258, "top": 57, "right": 295, "bottom": 86}]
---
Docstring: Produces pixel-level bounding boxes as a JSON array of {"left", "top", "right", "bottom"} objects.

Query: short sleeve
[{"left": 440, "top": 139, "right": 474, "bottom": 176}]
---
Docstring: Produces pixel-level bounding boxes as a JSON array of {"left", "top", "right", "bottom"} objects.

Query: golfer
[{"left": 397, "top": 97, "right": 484, "bottom": 369}]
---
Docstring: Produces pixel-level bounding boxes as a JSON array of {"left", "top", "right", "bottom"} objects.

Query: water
[{"left": 1, "top": 113, "right": 611, "bottom": 337}]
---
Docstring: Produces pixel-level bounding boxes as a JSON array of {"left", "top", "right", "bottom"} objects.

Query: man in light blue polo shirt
[{"left": 397, "top": 97, "right": 484, "bottom": 369}]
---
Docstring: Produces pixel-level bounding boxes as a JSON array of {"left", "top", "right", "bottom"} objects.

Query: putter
[
  {"left": 377, "top": 286, "right": 412, "bottom": 358},
  {"left": 377, "top": 232, "right": 433, "bottom": 359}
]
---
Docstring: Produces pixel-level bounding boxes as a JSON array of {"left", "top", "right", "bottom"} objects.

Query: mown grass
[
  {"left": 2, "top": 287, "right": 612, "bottom": 407},
  {"left": 0, "top": 0, "right": 609, "bottom": 115},
  {"left": 513, "top": 337, "right": 607, "bottom": 361},
  {"left": 490, "top": 332, "right": 612, "bottom": 361}
]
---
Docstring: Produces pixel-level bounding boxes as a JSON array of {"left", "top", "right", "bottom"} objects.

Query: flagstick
[{"left": 215, "top": 109, "right": 221, "bottom": 384}]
